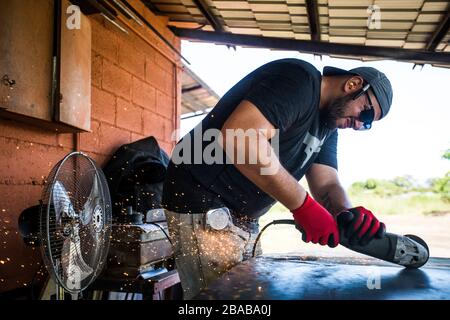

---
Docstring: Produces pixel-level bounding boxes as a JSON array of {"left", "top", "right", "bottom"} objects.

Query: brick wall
[{"left": 0, "top": 0, "right": 181, "bottom": 294}]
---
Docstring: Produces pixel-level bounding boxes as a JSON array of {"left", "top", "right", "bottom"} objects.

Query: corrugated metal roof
[{"left": 144, "top": 0, "right": 450, "bottom": 67}]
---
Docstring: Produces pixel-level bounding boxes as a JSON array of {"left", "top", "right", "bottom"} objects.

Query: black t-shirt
[{"left": 162, "top": 59, "right": 338, "bottom": 219}]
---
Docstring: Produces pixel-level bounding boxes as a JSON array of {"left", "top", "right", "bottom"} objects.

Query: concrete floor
[{"left": 196, "top": 255, "right": 450, "bottom": 300}]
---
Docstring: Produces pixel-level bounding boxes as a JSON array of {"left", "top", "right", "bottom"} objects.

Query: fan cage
[{"left": 39, "top": 152, "right": 112, "bottom": 294}]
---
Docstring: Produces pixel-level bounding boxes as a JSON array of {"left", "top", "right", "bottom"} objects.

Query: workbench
[{"left": 195, "top": 255, "right": 450, "bottom": 300}]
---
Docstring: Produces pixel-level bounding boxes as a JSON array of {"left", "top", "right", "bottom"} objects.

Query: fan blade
[
  {"left": 80, "top": 174, "right": 101, "bottom": 225},
  {"left": 61, "top": 225, "right": 93, "bottom": 290},
  {"left": 52, "top": 181, "right": 74, "bottom": 221}
]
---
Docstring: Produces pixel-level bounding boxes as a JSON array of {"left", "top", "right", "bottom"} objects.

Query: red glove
[
  {"left": 343, "top": 206, "right": 386, "bottom": 246},
  {"left": 291, "top": 193, "right": 339, "bottom": 248}
]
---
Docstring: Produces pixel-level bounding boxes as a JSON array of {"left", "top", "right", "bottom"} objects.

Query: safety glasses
[{"left": 352, "top": 83, "right": 375, "bottom": 130}]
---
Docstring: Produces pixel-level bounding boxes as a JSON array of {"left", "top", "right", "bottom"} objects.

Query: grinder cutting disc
[{"left": 403, "top": 234, "right": 430, "bottom": 269}]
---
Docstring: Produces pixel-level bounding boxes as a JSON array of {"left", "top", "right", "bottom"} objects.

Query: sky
[{"left": 179, "top": 40, "right": 450, "bottom": 188}]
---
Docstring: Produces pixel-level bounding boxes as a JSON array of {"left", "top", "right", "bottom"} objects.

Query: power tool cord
[{"left": 252, "top": 219, "right": 295, "bottom": 258}]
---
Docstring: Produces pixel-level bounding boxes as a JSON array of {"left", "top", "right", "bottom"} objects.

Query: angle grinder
[
  {"left": 252, "top": 213, "right": 430, "bottom": 268},
  {"left": 336, "top": 211, "right": 429, "bottom": 268}
]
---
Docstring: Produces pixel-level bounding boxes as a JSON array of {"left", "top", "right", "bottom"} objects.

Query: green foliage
[
  {"left": 430, "top": 172, "right": 450, "bottom": 202},
  {"left": 349, "top": 192, "right": 450, "bottom": 216},
  {"left": 262, "top": 192, "right": 450, "bottom": 218},
  {"left": 443, "top": 149, "right": 450, "bottom": 160},
  {"left": 348, "top": 175, "right": 417, "bottom": 197}
]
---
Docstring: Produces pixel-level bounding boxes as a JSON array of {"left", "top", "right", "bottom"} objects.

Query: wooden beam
[
  {"left": 305, "top": 0, "right": 321, "bottom": 41},
  {"left": 192, "top": 0, "right": 225, "bottom": 32},
  {"left": 426, "top": 8, "right": 450, "bottom": 51}
]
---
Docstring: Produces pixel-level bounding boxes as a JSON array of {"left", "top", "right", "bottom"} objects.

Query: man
[{"left": 162, "top": 58, "right": 392, "bottom": 299}]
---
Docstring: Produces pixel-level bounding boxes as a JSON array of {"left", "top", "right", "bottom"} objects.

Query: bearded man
[{"left": 162, "top": 59, "right": 393, "bottom": 299}]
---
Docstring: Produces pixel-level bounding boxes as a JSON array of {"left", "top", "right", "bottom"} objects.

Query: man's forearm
[
  {"left": 313, "top": 183, "right": 352, "bottom": 215},
  {"left": 224, "top": 131, "right": 306, "bottom": 211}
]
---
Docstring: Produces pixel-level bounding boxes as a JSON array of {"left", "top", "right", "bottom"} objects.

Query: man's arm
[
  {"left": 221, "top": 99, "right": 340, "bottom": 247},
  {"left": 305, "top": 163, "right": 352, "bottom": 215},
  {"left": 220, "top": 99, "right": 306, "bottom": 210}
]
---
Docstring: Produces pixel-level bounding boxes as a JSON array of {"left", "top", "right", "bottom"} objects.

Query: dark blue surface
[{"left": 196, "top": 255, "right": 450, "bottom": 300}]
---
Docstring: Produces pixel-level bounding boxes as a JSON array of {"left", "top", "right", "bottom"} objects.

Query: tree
[{"left": 443, "top": 149, "right": 450, "bottom": 160}]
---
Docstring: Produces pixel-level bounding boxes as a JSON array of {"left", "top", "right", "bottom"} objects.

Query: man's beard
[{"left": 320, "top": 94, "right": 354, "bottom": 129}]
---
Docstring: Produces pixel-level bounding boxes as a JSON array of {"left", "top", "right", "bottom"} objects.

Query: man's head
[{"left": 320, "top": 66, "right": 393, "bottom": 130}]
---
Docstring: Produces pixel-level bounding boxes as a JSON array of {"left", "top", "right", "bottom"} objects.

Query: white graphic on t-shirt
[{"left": 301, "top": 132, "right": 326, "bottom": 169}]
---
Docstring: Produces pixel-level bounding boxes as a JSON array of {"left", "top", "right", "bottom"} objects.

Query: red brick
[
  {"left": 132, "top": 77, "right": 156, "bottom": 111},
  {"left": 139, "top": 1, "right": 179, "bottom": 53},
  {"left": 80, "top": 121, "right": 131, "bottom": 156},
  {"left": 57, "top": 133, "right": 75, "bottom": 150},
  {"left": 102, "top": 61, "right": 132, "bottom": 100},
  {"left": 156, "top": 90, "right": 174, "bottom": 119},
  {"left": 92, "top": 86, "right": 116, "bottom": 125},
  {"left": 116, "top": 98, "right": 143, "bottom": 133},
  {"left": 79, "top": 120, "right": 101, "bottom": 154},
  {"left": 145, "top": 62, "right": 166, "bottom": 92},
  {"left": 98, "top": 123, "right": 131, "bottom": 156},
  {"left": 91, "top": 17, "right": 119, "bottom": 63},
  {"left": 0, "top": 118, "right": 57, "bottom": 146},
  {"left": 164, "top": 118, "right": 176, "bottom": 143},
  {"left": 130, "top": 32, "right": 154, "bottom": 59},
  {"left": 154, "top": 51, "right": 174, "bottom": 75},
  {"left": 143, "top": 111, "right": 165, "bottom": 141},
  {"left": 92, "top": 52, "right": 102, "bottom": 87},
  {"left": 118, "top": 38, "right": 146, "bottom": 80},
  {"left": 131, "top": 133, "right": 146, "bottom": 143},
  {"left": 83, "top": 152, "right": 110, "bottom": 168},
  {"left": 0, "top": 137, "right": 67, "bottom": 186},
  {"left": 0, "top": 184, "right": 43, "bottom": 228},
  {"left": 143, "top": 43, "right": 156, "bottom": 66},
  {"left": 159, "top": 141, "right": 174, "bottom": 156},
  {"left": 161, "top": 70, "right": 174, "bottom": 97}
]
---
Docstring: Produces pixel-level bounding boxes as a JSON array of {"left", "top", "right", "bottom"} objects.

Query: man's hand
[
  {"left": 338, "top": 207, "right": 386, "bottom": 246},
  {"left": 291, "top": 193, "right": 340, "bottom": 248}
]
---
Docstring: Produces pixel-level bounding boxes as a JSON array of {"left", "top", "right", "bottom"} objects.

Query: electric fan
[{"left": 39, "top": 152, "right": 112, "bottom": 299}]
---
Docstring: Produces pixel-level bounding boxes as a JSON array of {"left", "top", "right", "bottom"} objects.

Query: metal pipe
[
  {"left": 115, "top": 14, "right": 183, "bottom": 68},
  {"left": 101, "top": 13, "right": 129, "bottom": 34},
  {"left": 109, "top": 0, "right": 143, "bottom": 26}
]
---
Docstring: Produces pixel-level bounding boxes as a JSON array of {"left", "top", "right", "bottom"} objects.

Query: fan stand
[
  {"left": 39, "top": 276, "right": 66, "bottom": 300},
  {"left": 39, "top": 264, "right": 80, "bottom": 300}
]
